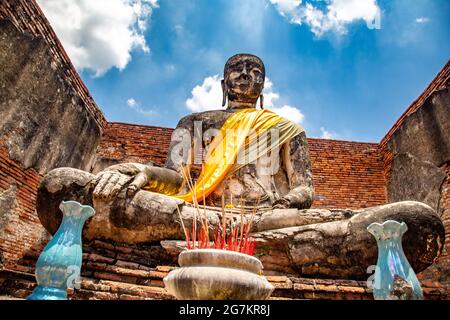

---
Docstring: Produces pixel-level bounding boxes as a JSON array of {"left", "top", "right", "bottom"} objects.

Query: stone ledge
[{"left": 1, "top": 267, "right": 448, "bottom": 300}]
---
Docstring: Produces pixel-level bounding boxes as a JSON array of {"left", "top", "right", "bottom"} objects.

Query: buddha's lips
[{"left": 237, "top": 83, "right": 251, "bottom": 91}]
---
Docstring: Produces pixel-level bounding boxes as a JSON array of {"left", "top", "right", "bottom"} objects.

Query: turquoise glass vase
[
  {"left": 27, "top": 201, "right": 94, "bottom": 300},
  {"left": 367, "top": 220, "right": 424, "bottom": 300}
]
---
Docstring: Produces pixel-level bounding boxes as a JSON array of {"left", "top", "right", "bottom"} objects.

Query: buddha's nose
[{"left": 241, "top": 66, "right": 250, "bottom": 81}]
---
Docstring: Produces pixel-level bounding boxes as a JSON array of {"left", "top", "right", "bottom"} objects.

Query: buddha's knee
[
  {"left": 254, "top": 201, "right": 445, "bottom": 278},
  {"left": 37, "top": 168, "right": 95, "bottom": 235},
  {"left": 351, "top": 201, "right": 443, "bottom": 233},
  {"left": 348, "top": 201, "right": 445, "bottom": 270}
]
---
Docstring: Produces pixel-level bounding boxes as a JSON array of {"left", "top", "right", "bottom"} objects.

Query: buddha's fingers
[
  {"left": 108, "top": 174, "right": 133, "bottom": 200},
  {"left": 98, "top": 173, "right": 122, "bottom": 200},
  {"left": 126, "top": 171, "right": 149, "bottom": 197},
  {"left": 93, "top": 171, "right": 118, "bottom": 199}
]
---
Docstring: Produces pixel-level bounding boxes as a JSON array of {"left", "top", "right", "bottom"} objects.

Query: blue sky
[{"left": 37, "top": 0, "right": 450, "bottom": 142}]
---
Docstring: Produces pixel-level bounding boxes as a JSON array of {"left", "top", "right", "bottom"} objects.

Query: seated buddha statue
[{"left": 36, "top": 54, "right": 445, "bottom": 279}]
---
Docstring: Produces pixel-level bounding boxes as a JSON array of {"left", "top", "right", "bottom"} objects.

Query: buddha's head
[{"left": 222, "top": 54, "right": 265, "bottom": 109}]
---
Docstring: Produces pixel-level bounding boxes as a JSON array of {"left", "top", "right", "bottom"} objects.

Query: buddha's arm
[
  {"left": 91, "top": 162, "right": 147, "bottom": 200},
  {"left": 93, "top": 115, "right": 198, "bottom": 200},
  {"left": 164, "top": 115, "right": 195, "bottom": 186},
  {"left": 273, "top": 132, "right": 314, "bottom": 209},
  {"left": 91, "top": 162, "right": 184, "bottom": 199}
]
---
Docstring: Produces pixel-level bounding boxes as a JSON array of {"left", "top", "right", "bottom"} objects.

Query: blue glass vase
[
  {"left": 367, "top": 220, "right": 424, "bottom": 300},
  {"left": 27, "top": 201, "right": 95, "bottom": 300}
]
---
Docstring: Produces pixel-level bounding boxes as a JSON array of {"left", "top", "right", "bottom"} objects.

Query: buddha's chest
[
  {"left": 206, "top": 157, "right": 291, "bottom": 208},
  {"left": 186, "top": 110, "right": 291, "bottom": 207}
]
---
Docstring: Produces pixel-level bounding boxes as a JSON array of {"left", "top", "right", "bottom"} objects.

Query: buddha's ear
[{"left": 221, "top": 79, "right": 227, "bottom": 107}]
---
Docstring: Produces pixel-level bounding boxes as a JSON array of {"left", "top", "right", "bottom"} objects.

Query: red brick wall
[
  {"left": 308, "top": 139, "right": 387, "bottom": 209},
  {"left": 440, "top": 164, "right": 450, "bottom": 259},
  {"left": 0, "top": 140, "right": 49, "bottom": 270},
  {"left": 95, "top": 122, "right": 174, "bottom": 168},
  {"left": 95, "top": 124, "right": 388, "bottom": 209}
]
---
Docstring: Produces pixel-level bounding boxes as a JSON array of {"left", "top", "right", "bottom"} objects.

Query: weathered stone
[
  {"left": 388, "top": 153, "right": 446, "bottom": 211},
  {"left": 147, "top": 279, "right": 165, "bottom": 288},
  {"left": 147, "top": 271, "right": 168, "bottom": 280},
  {"left": 93, "top": 272, "right": 137, "bottom": 284},
  {"left": 0, "top": 185, "right": 17, "bottom": 233},
  {"left": 314, "top": 284, "right": 339, "bottom": 293},
  {"left": 114, "top": 260, "right": 141, "bottom": 270},
  {"left": 256, "top": 208, "right": 353, "bottom": 232},
  {"left": 91, "top": 240, "right": 116, "bottom": 251},
  {"left": 387, "top": 88, "right": 450, "bottom": 168},
  {"left": 32, "top": 53, "right": 446, "bottom": 282},
  {"left": 156, "top": 265, "right": 177, "bottom": 273},
  {"left": 88, "top": 254, "right": 115, "bottom": 265},
  {"left": 387, "top": 88, "right": 449, "bottom": 217},
  {"left": 114, "top": 246, "right": 134, "bottom": 254},
  {"left": 266, "top": 276, "right": 288, "bottom": 283},
  {"left": 253, "top": 201, "right": 445, "bottom": 279},
  {"left": 336, "top": 286, "right": 366, "bottom": 294},
  {"left": 0, "top": 19, "right": 102, "bottom": 175},
  {"left": 36, "top": 168, "right": 94, "bottom": 235},
  {"left": 159, "top": 203, "right": 445, "bottom": 279},
  {"left": 36, "top": 165, "right": 445, "bottom": 280},
  {"left": 11, "top": 289, "right": 30, "bottom": 299},
  {"left": 80, "top": 279, "right": 110, "bottom": 292},
  {"left": 85, "top": 261, "right": 109, "bottom": 271},
  {"left": 293, "top": 283, "right": 315, "bottom": 291},
  {"left": 91, "top": 292, "right": 120, "bottom": 300},
  {"left": 118, "top": 294, "right": 142, "bottom": 300},
  {"left": 69, "top": 289, "right": 95, "bottom": 300},
  {"left": 104, "top": 265, "right": 152, "bottom": 278},
  {"left": 270, "top": 280, "right": 293, "bottom": 290},
  {"left": 100, "top": 279, "right": 173, "bottom": 299}
]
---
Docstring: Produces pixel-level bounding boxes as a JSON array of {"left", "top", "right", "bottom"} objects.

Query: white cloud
[
  {"left": 37, "top": 0, "right": 158, "bottom": 76},
  {"left": 263, "top": 78, "right": 304, "bottom": 124},
  {"left": 319, "top": 127, "right": 337, "bottom": 139},
  {"left": 269, "top": 0, "right": 381, "bottom": 37},
  {"left": 269, "top": 0, "right": 302, "bottom": 16},
  {"left": 127, "top": 98, "right": 137, "bottom": 107},
  {"left": 186, "top": 75, "right": 223, "bottom": 112},
  {"left": 127, "top": 98, "right": 155, "bottom": 117},
  {"left": 415, "top": 17, "right": 430, "bottom": 24},
  {"left": 269, "top": 105, "right": 305, "bottom": 124},
  {"left": 185, "top": 76, "right": 304, "bottom": 124}
]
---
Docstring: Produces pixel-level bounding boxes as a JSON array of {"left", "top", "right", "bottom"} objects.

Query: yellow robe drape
[{"left": 174, "top": 108, "right": 304, "bottom": 203}]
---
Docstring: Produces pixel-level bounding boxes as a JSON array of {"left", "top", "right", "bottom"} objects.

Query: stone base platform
[
  {"left": 1, "top": 267, "right": 448, "bottom": 300},
  {"left": 1, "top": 239, "right": 447, "bottom": 300}
]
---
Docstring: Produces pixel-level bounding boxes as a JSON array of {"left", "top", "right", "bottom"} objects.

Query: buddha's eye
[{"left": 252, "top": 69, "right": 262, "bottom": 77}]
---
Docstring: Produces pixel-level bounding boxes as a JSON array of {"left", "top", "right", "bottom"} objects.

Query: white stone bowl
[{"left": 163, "top": 249, "right": 274, "bottom": 300}]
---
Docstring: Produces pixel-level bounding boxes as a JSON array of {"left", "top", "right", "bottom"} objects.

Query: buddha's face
[{"left": 223, "top": 55, "right": 265, "bottom": 107}]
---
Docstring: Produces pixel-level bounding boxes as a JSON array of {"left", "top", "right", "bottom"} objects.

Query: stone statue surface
[{"left": 36, "top": 54, "right": 445, "bottom": 279}]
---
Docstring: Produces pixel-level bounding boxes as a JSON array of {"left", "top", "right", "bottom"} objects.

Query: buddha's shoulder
[{"left": 176, "top": 109, "right": 234, "bottom": 127}]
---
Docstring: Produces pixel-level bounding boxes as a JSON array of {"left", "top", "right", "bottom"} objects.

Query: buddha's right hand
[{"left": 91, "top": 170, "right": 134, "bottom": 200}]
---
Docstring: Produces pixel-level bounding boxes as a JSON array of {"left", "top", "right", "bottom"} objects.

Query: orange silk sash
[{"left": 174, "top": 108, "right": 304, "bottom": 203}]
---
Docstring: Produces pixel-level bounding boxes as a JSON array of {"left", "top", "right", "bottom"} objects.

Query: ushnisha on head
[{"left": 222, "top": 54, "right": 266, "bottom": 110}]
